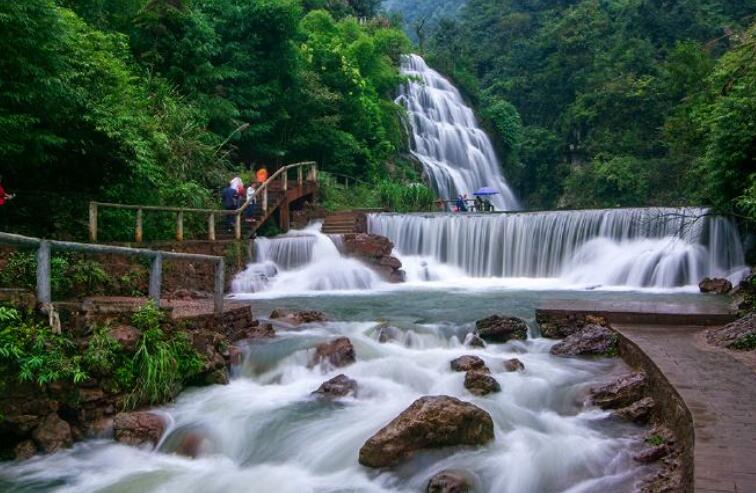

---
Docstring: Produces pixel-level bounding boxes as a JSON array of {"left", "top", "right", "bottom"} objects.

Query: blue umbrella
[{"left": 473, "top": 186, "right": 499, "bottom": 196}]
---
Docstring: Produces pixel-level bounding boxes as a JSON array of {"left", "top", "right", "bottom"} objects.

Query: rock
[
  {"left": 706, "top": 313, "right": 756, "bottom": 351},
  {"left": 312, "top": 374, "right": 358, "bottom": 399},
  {"left": 270, "top": 309, "right": 327, "bottom": 325},
  {"left": 31, "top": 413, "right": 72, "bottom": 453},
  {"left": 204, "top": 367, "right": 230, "bottom": 385},
  {"left": 464, "top": 371, "right": 501, "bottom": 396},
  {"left": 634, "top": 444, "right": 669, "bottom": 463},
  {"left": 699, "top": 277, "right": 732, "bottom": 294},
  {"left": 475, "top": 315, "right": 528, "bottom": 343},
  {"left": 427, "top": 469, "right": 471, "bottom": 493},
  {"left": 590, "top": 372, "right": 647, "bottom": 409},
  {"left": 228, "top": 345, "right": 244, "bottom": 366},
  {"left": 615, "top": 396, "right": 655, "bottom": 423},
  {"left": 502, "top": 358, "right": 525, "bottom": 372},
  {"left": 358, "top": 395, "right": 494, "bottom": 468},
  {"left": 464, "top": 333, "right": 486, "bottom": 348},
  {"left": 87, "top": 417, "right": 114, "bottom": 438},
  {"left": 113, "top": 412, "right": 166, "bottom": 447},
  {"left": 536, "top": 312, "right": 608, "bottom": 339},
  {"left": 450, "top": 355, "right": 488, "bottom": 372},
  {"left": 550, "top": 325, "right": 618, "bottom": 357},
  {"left": 376, "top": 324, "right": 402, "bottom": 343},
  {"left": 310, "top": 337, "right": 356, "bottom": 368},
  {"left": 341, "top": 233, "right": 404, "bottom": 283},
  {"left": 174, "top": 432, "right": 210, "bottom": 458},
  {"left": 108, "top": 325, "right": 141, "bottom": 352},
  {"left": 14, "top": 440, "right": 37, "bottom": 461}
]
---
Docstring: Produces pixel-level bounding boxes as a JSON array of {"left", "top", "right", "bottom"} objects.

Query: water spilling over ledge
[
  {"left": 368, "top": 207, "right": 746, "bottom": 288},
  {"left": 397, "top": 54, "right": 519, "bottom": 211}
]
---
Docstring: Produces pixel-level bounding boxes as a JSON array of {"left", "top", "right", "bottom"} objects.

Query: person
[
  {"left": 244, "top": 182, "right": 256, "bottom": 223},
  {"left": 0, "top": 175, "right": 13, "bottom": 206},
  {"left": 484, "top": 198, "right": 494, "bottom": 212},
  {"left": 474, "top": 196, "right": 484, "bottom": 212},
  {"left": 455, "top": 194, "right": 466, "bottom": 212},
  {"left": 256, "top": 166, "right": 268, "bottom": 185},
  {"left": 221, "top": 182, "right": 239, "bottom": 231}
]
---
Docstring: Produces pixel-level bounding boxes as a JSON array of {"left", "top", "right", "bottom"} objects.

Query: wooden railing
[
  {"left": 0, "top": 232, "right": 226, "bottom": 315},
  {"left": 88, "top": 161, "right": 318, "bottom": 242}
]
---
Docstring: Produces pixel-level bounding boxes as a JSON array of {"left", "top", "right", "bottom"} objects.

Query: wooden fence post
[
  {"left": 176, "top": 211, "right": 184, "bottom": 241},
  {"left": 298, "top": 166, "right": 303, "bottom": 185},
  {"left": 208, "top": 213, "right": 215, "bottom": 241},
  {"left": 234, "top": 213, "right": 241, "bottom": 240},
  {"left": 282, "top": 169, "right": 288, "bottom": 191},
  {"left": 88, "top": 203, "right": 98, "bottom": 242},
  {"left": 263, "top": 188, "right": 268, "bottom": 212},
  {"left": 149, "top": 254, "right": 162, "bottom": 304},
  {"left": 214, "top": 258, "right": 225, "bottom": 315},
  {"left": 36, "top": 241, "right": 52, "bottom": 305},
  {"left": 135, "top": 209, "right": 143, "bottom": 243}
]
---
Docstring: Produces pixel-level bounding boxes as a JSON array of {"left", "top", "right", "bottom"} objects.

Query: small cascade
[
  {"left": 231, "top": 224, "right": 383, "bottom": 296},
  {"left": 368, "top": 207, "right": 746, "bottom": 288},
  {"left": 397, "top": 54, "right": 519, "bottom": 210}
]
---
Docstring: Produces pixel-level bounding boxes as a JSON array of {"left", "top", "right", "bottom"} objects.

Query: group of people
[
  {"left": 221, "top": 167, "right": 269, "bottom": 230},
  {"left": 450, "top": 194, "right": 495, "bottom": 213}
]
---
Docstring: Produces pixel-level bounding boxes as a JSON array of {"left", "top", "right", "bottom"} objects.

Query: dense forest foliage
[
  {"left": 0, "top": 0, "right": 418, "bottom": 237},
  {"left": 386, "top": 0, "right": 755, "bottom": 219}
]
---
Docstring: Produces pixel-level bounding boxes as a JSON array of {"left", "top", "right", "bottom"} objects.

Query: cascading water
[
  {"left": 397, "top": 54, "right": 519, "bottom": 211},
  {"left": 368, "top": 207, "right": 747, "bottom": 289},
  {"left": 231, "top": 223, "right": 383, "bottom": 296}
]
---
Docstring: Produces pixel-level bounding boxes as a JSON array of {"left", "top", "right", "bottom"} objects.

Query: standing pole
[
  {"left": 208, "top": 213, "right": 215, "bottom": 241},
  {"left": 149, "top": 254, "right": 162, "bottom": 304},
  {"left": 135, "top": 209, "right": 143, "bottom": 243},
  {"left": 214, "top": 258, "right": 225, "bottom": 315},
  {"left": 36, "top": 241, "right": 52, "bottom": 305},
  {"left": 176, "top": 211, "right": 184, "bottom": 241},
  {"left": 88, "top": 203, "right": 98, "bottom": 242},
  {"left": 263, "top": 188, "right": 268, "bottom": 212},
  {"left": 298, "top": 166, "right": 303, "bottom": 186},
  {"left": 234, "top": 213, "right": 241, "bottom": 240}
]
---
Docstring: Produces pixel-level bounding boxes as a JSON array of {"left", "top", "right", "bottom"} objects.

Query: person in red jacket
[{"left": 0, "top": 175, "right": 14, "bottom": 206}]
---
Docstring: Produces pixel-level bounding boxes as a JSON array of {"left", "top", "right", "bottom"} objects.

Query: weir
[{"left": 368, "top": 207, "right": 746, "bottom": 288}]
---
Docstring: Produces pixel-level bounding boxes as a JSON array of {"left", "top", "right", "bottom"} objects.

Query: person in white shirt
[{"left": 244, "top": 183, "right": 256, "bottom": 223}]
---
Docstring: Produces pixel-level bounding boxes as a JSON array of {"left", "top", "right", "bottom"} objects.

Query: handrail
[
  {"left": 89, "top": 161, "right": 317, "bottom": 242},
  {"left": 0, "top": 231, "right": 225, "bottom": 315}
]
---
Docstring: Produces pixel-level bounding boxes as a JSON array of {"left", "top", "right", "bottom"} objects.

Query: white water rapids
[
  {"left": 397, "top": 54, "right": 519, "bottom": 211},
  {"left": 0, "top": 313, "right": 655, "bottom": 492}
]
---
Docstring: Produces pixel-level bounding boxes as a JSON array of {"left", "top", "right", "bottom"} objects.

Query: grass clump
[
  {"left": 646, "top": 434, "right": 665, "bottom": 446},
  {"left": 125, "top": 302, "right": 203, "bottom": 409}
]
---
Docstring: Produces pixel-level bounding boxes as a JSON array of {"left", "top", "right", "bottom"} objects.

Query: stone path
[{"left": 613, "top": 324, "right": 756, "bottom": 493}]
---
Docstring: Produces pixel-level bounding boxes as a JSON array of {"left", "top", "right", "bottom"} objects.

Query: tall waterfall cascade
[
  {"left": 369, "top": 208, "right": 747, "bottom": 289},
  {"left": 397, "top": 54, "right": 519, "bottom": 210}
]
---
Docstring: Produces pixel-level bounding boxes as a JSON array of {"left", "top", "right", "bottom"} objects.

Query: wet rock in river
[
  {"left": 309, "top": 337, "right": 356, "bottom": 368},
  {"left": 464, "top": 333, "right": 486, "bottom": 348},
  {"left": 590, "top": 372, "right": 647, "bottom": 409},
  {"left": 450, "top": 355, "right": 488, "bottom": 372},
  {"left": 358, "top": 395, "right": 494, "bottom": 468},
  {"left": 464, "top": 371, "right": 501, "bottom": 396},
  {"left": 31, "top": 413, "right": 72, "bottom": 454},
  {"left": 698, "top": 277, "right": 732, "bottom": 294},
  {"left": 427, "top": 469, "right": 471, "bottom": 493},
  {"left": 502, "top": 358, "right": 525, "bottom": 372},
  {"left": 312, "top": 374, "right": 358, "bottom": 399},
  {"left": 550, "top": 325, "right": 618, "bottom": 357},
  {"left": 113, "top": 411, "right": 166, "bottom": 447},
  {"left": 270, "top": 309, "right": 327, "bottom": 325},
  {"left": 13, "top": 440, "right": 37, "bottom": 461},
  {"left": 615, "top": 396, "right": 655, "bottom": 423},
  {"left": 475, "top": 315, "right": 528, "bottom": 343}
]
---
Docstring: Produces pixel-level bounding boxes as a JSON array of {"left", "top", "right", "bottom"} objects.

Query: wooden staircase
[{"left": 321, "top": 209, "right": 384, "bottom": 234}]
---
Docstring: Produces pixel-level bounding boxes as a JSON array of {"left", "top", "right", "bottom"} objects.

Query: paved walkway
[{"left": 614, "top": 324, "right": 756, "bottom": 493}]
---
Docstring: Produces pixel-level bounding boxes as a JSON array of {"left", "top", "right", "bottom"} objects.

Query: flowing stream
[
  {"left": 0, "top": 289, "right": 690, "bottom": 493},
  {"left": 397, "top": 54, "right": 519, "bottom": 210}
]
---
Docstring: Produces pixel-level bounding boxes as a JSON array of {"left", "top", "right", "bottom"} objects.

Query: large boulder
[
  {"left": 31, "top": 413, "right": 72, "bottom": 453},
  {"left": 615, "top": 397, "right": 655, "bottom": 423},
  {"left": 699, "top": 277, "right": 732, "bottom": 294},
  {"left": 341, "top": 233, "right": 405, "bottom": 283},
  {"left": 309, "top": 337, "right": 356, "bottom": 368},
  {"left": 312, "top": 374, "right": 358, "bottom": 399},
  {"left": 475, "top": 315, "right": 528, "bottom": 343},
  {"left": 427, "top": 470, "right": 471, "bottom": 493},
  {"left": 550, "top": 325, "right": 618, "bottom": 357},
  {"left": 464, "top": 371, "right": 501, "bottom": 396},
  {"left": 536, "top": 312, "right": 608, "bottom": 339},
  {"left": 589, "top": 372, "right": 647, "bottom": 409},
  {"left": 113, "top": 412, "right": 166, "bottom": 447},
  {"left": 358, "top": 396, "right": 494, "bottom": 468},
  {"left": 450, "top": 355, "right": 488, "bottom": 373},
  {"left": 270, "top": 309, "right": 327, "bottom": 325}
]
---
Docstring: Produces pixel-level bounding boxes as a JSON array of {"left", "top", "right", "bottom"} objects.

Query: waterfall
[
  {"left": 397, "top": 54, "right": 519, "bottom": 211},
  {"left": 368, "top": 208, "right": 746, "bottom": 288},
  {"left": 231, "top": 224, "right": 382, "bottom": 296}
]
